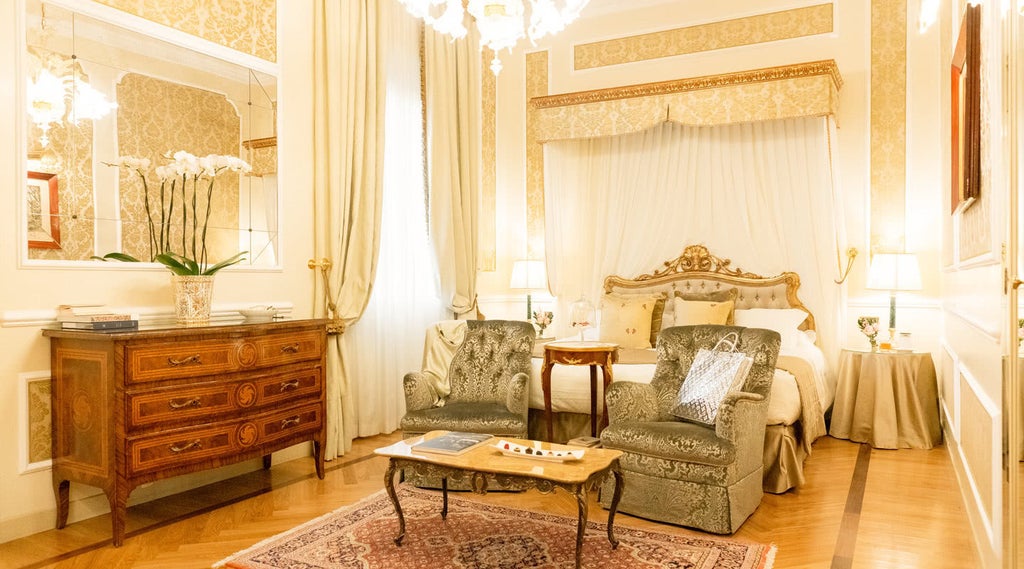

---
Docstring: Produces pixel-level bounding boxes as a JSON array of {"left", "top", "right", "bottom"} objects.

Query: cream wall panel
[
  {"left": 0, "top": 0, "right": 314, "bottom": 544},
  {"left": 958, "top": 370, "right": 1000, "bottom": 550}
]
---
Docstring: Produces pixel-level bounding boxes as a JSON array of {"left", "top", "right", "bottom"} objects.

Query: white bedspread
[{"left": 527, "top": 342, "right": 832, "bottom": 429}]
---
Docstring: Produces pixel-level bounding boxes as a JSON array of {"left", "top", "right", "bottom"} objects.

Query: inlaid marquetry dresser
[{"left": 43, "top": 319, "right": 328, "bottom": 546}]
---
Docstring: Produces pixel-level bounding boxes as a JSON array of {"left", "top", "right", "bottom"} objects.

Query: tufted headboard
[{"left": 603, "top": 244, "right": 815, "bottom": 332}]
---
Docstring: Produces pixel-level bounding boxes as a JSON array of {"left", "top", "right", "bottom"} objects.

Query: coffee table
[{"left": 374, "top": 431, "right": 624, "bottom": 569}]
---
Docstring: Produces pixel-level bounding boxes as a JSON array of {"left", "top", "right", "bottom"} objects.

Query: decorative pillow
[
  {"left": 674, "top": 288, "right": 739, "bottom": 325},
  {"left": 599, "top": 293, "right": 663, "bottom": 349},
  {"left": 671, "top": 339, "right": 754, "bottom": 425},
  {"left": 733, "top": 308, "right": 809, "bottom": 351},
  {"left": 672, "top": 298, "right": 734, "bottom": 327}
]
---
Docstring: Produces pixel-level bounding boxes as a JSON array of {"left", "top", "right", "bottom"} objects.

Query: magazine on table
[{"left": 411, "top": 432, "right": 493, "bottom": 456}]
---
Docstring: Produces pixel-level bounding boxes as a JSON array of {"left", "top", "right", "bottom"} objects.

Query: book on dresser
[
  {"left": 61, "top": 319, "right": 139, "bottom": 330},
  {"left": 57, "top": 304, "right": 133, "bottom": 323},
  {"left": 412, "top": 432, "right": 493, "bottom": 456}
]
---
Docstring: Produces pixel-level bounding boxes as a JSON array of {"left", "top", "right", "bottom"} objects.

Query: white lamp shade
[
  {"left": 510, "top": 260, "right": 548, "bottom": 291},
  {"left": 866, "top": 253, "right": 922, "bottom": 291}
]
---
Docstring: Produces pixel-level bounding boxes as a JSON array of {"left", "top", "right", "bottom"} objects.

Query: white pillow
[{"left": 733, "top": 308, "right": 808, "bottom": 350}]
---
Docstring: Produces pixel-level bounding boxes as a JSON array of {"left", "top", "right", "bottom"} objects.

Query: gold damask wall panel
[
  {"left": 96, "top": 0, "right": 276, "bottom": 62},
  {"left": 27, "top": 120, "right": 95, "bottom": 262},
  {"left": 117, "top": 74, "right": 240, "bottom": 263},
  {"left": 574, "top": 3, "right": 833, "bottom": 70},
  {"left": 869, "top": 0, "right": 907, "bottom": 254},
  {"left": 526, "top": 51, "right": 549, "bottom": 260},
  {"left": 960, "top": 374, "right": 995, "bottom": 527},
  {"left": 531, "top": 61, "right": 842, "bottom": 142},
  {"left": 27, "top": 377, "right": 51, "bottom": 465}
]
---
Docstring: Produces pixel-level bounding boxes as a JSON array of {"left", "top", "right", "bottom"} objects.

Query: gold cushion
[
  {"left": 674, "top": 288, "right": 739, "bottom": 325},
  {"left": 599, "top": 293, "right": 664, "bottom": 349},
  {"left": 673, "top": 298, "right": 734, "bottom": 326}
]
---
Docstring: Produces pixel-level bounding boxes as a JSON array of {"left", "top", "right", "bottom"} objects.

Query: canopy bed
[{"left": 526, "top": 245, "right": 831, "bottom": 493}]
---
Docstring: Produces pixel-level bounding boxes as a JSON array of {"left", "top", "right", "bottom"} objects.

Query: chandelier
[{"left": 398, "top": 0, "right": 589, "bottom": 75}]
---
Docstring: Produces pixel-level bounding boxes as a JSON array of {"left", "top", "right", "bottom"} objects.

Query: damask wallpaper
[
  {"left": 870, "top": 0, "right": 907, "bottom": 254},
  {"left": 26, "top": 378, "right": 51, "bottom": 466},
  {"left": 116, "top": 73, "right": 241, "bottom": 264},
  {"left": 27, "top": 121, "right": 95, "bottom": 262},
  {"left": 574, "top": 3, "right": 833, "bottom": 70},
  {"left": 95, "top": 0, "right": 276, "bottom": 62},
  {"left": 525, "top": 51, "right": 549, "bottom": 261}
]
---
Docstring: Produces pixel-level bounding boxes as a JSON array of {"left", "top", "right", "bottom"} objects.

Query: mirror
[{"left": 23, "top": 1, "right": 279, "bottom": 268}]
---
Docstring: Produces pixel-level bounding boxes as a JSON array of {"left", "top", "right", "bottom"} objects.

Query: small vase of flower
[
  {"left": 533, "top": 310, "right": 553, "bottom": 338},
  {"left": 858, "top": 316, "right": 880, "bottom": 351},
  {"left": 1018, "top": 318, "right": 1024, "bottom": 354}
]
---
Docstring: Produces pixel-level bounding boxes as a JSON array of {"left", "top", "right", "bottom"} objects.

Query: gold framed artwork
[
  {"left": 950, "top": 4, "right": 980, "bottom": 215},
  {"left": 26, "top": 170, "right": 61, "bottom": 249}
]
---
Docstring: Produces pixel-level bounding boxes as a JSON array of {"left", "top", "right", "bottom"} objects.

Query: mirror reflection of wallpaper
[
  {"left": 27, "top": 120, "right": 96, "bottom": 262},
  {"left": 95, "top": 0, "right": 277, "bottom": 63},
  {"left": 116, "top": 73, "right": 240, "bottom": 264}
]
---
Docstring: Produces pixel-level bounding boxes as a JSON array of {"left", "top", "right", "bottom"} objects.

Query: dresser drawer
[
  {"left": 127, "top": 367, "right": 322, "bottom": 430},
  {"left": 127, "top": 402, "right": 322, "bottom": 475},
  {"left": 256, "top": 330, "right": 324, "bottom": 367},
  {"left": 126, "top": 340, "right": 241, "bottom": 384}
]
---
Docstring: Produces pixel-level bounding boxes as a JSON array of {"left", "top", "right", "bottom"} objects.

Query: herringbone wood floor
[{"left": 0, "top": 434, "right": 979, "bottom": 569}]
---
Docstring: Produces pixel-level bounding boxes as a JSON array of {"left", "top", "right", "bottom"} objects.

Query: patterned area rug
[{"left": 215, "top": 487, "right": 775, "bottom": 569}]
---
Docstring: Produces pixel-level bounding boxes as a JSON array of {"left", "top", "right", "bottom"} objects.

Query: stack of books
[{"left": 57, "top": 304, "right": 138, "bottom": 331}]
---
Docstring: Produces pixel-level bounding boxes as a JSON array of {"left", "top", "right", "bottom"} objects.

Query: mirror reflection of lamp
[{"left": 866, "top": 252, "right": 922, "bottom": 346}]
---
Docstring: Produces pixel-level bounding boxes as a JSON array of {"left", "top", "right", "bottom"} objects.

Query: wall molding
[
  {"left": 18, "top": 370, "right": 52, "bottom": 475},
  {"left": 944, "top": 305, "right": 1001, "bottom": 343},
  {"left": 956, "top": 364, "right": 1002, "bottom": 550},
  {"left": 1, "top": 302, "right": 295, "bottom": 328}
]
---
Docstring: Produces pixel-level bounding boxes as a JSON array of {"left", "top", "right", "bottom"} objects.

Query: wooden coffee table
[{"left": 374, "top": 431, "right": 624, "bottom": 569}]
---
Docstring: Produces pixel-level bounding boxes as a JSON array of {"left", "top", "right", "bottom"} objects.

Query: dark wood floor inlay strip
[{"left": 831, "top": 443, "right": 872, "bottom": 569}]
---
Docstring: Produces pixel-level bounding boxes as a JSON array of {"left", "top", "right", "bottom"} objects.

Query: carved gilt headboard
[{"left": 602, "top": 244, "right": 815, "bottom": 332}]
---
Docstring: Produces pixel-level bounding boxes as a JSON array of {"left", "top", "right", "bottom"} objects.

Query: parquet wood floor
[{"left": 0, "top": 434, "right": 980, "bottom": 569}]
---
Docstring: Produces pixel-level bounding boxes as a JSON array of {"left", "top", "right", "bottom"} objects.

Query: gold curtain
[
  {"left": 312, "top": 0, "right": 387, "bottom": 459},
  {"left": 425, "top": 28, "right": 482, "bottom": 316}
]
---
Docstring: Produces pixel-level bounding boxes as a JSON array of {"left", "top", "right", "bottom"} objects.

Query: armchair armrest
[
  {"left": 403, "top": 371, "right": 437, "bottom": 412},
  {"left": 605, "top": 382, "right": 659, "bottom": 424},
  {"left": 714, "top": 390, "right": 768, "bottom": 442},
  {"left": 505, "top": 372, "right": 530, "bottom": 416}
]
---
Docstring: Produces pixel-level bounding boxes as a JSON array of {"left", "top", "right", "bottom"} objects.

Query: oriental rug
[{"left": 214, "top": 486, "right": 775, "bottom": 569}]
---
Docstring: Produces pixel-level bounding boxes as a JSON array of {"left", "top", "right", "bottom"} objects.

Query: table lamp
[
  {"left": 866, "top": 253, "right": 922, "bottom": 345},
  {"left": 510, "top": 260, "right": 547, "bottom": 320}
]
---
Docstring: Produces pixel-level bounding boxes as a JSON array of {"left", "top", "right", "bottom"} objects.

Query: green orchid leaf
[
  {"left": 202, "top": 251, "right": 248, "bottom": 275},
  {"left": 154, "top": 253, "right": 196, "bottom": 275},
  {"left": 92, "top": 252, "right": 142, "bottom": 263}
]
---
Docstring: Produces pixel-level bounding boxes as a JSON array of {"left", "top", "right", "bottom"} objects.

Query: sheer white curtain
[
  {"left": 544, "top": 117, "right": 843, "bottom": 365},
  {"left": 342, "top": 3, "right": 446, "bottom": 437}
]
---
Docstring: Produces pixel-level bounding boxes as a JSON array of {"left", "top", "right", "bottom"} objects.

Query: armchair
[
  {"left": 401, "top": 320, "right": 535, "bottom": 439},
  {"left": 598, "top": 325, "right": 779, "bottom": 534}
]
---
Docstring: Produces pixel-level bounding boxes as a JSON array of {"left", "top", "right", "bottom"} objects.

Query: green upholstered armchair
[
  {"left": 598, "top": 325, "right": 780, "bottom": 534},
  {"left": 400, "top": 320, "right": 535, "bottom": 439}
]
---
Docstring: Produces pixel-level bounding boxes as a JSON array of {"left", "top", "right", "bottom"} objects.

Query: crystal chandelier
[
  {"left": 27, "top": 6, "right": 117, "bottom": 147},
  {"left": 398, "top": 0, "right": 589, "bottom": 75}
]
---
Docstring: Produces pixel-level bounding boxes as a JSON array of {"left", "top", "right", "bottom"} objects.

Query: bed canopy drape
[{"left": 537, "top": 60, "right": 846, "bottom": 369}]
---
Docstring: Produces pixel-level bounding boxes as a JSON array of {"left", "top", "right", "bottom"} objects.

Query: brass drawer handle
[
  {"left": 167, "top": 354, "right": 203, "bottom": 367},
  {"left": 279, "top": 379, "right": 300, "bottom": 392},
  {"left": 168, "top": 439, "right": 202, "bottom": 453},
  {"left": 280, "top": 416, "right": 301, "bottom": 429},
  {"left": 280, "top": 344, "right": 300, "bottom": 354},
  {"left": 168, "top": 397, "right": 202, "bottom": 410}
]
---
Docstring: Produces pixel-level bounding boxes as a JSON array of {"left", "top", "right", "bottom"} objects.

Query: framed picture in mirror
[
  {"left": 950, "top": 4, "right": 980, "bottom": 215},
  {"left": 26, "top": 171, "right": 61, "bottom": 249}
]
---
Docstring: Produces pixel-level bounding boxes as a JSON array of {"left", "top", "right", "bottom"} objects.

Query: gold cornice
[{"left": 531, "top": 60, "right": 842, "bottom": 110}]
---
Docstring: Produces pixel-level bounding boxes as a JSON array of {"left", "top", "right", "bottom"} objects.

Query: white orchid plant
[{"left": 98, "top": 151, "right": 251, "bottom": 275}]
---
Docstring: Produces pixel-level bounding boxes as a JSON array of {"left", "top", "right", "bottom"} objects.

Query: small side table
[
  {"left": 829, "top": 349, "right": 941, "bottom": 449},
  {"left": 542, "top": 341, "right": 619, "bottom": 441}
]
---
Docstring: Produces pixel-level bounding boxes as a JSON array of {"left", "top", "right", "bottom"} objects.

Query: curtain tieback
[{"left": 308, "top": 258, "right": 347, "bottom": 335}]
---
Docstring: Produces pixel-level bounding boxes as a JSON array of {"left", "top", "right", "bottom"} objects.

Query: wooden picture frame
[
  {"left": 26, "top": 171, "right": 61, "bottom": 249},
  {"left": 951, "top": 4, "right": 981, "bottom": 215}
]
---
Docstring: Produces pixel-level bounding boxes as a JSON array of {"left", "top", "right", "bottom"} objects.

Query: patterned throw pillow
[{"left": 598, "top": 293, "right": 664, "bottom": 349}]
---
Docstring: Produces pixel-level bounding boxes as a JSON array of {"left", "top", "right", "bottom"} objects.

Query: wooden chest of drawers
[{"left": 43, "top": 319, "right": 327, "bottom": 546}]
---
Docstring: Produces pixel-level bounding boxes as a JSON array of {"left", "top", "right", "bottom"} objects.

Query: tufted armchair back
[
  {"left": 649, "top": 325, "right": 780, "bottom": 421},
  {"left": 447, "top": 320, "right": 536, "bottom": 404}
]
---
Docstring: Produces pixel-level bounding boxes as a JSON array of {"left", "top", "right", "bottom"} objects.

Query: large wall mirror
[{"left": 22, "top": 0, "right": 279, "bottom": 269}]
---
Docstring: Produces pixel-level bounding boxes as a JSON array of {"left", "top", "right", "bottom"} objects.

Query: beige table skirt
[{"left": 829, "top": 349, "right": 941, "bottom": 449}]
